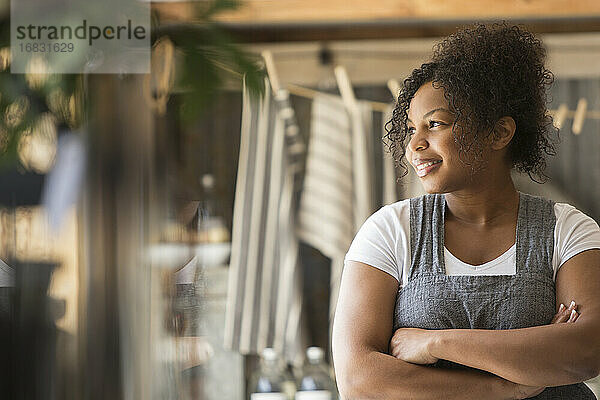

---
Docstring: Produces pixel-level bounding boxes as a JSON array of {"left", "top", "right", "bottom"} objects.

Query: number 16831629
[{"left": 19, "top": 42, "right": 74, "bottom": 53}]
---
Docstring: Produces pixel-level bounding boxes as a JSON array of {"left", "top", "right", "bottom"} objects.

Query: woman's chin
[
  {"left": 423, "top": 188, "right": 446, "bottom": 195},
  {"left": 420, "top": 180, "right": 451, "bottom": 195}
]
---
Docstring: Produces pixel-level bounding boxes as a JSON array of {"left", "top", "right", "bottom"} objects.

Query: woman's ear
[{"left": 491, "top": 116, "right": 516, "bottom": 150}]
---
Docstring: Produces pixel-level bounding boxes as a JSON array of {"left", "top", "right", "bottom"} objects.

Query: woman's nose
[{"left": 408, "top": 131, "right": 428, "bottom": 152}]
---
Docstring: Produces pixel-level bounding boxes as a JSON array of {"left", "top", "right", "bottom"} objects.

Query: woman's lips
[{"left": 414, "top": 160, "right": 442, "bottom": 177}]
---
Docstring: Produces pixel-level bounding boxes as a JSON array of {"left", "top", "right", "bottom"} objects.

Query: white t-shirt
[{"left": 344, "top": 199, "right": 600, "bottom": 288}]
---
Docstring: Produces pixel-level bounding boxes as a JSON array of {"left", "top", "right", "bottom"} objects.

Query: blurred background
[{"left": 1, "top": 0, "right": 600, "bottom": 399}]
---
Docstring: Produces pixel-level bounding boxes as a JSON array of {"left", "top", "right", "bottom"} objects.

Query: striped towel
[
  {"left": 297, "top": 93, "right": 376, "bottom": 319},
  {"left": 224, "top": 78, "right": 306, "bottom": 364}
]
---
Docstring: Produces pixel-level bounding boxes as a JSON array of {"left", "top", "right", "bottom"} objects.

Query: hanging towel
[
  {"left": 297, "top": 93, "right": 376, "bottom": 320},
  {"left": 224, "top": 78, "right": 306, "bottom": 364}
]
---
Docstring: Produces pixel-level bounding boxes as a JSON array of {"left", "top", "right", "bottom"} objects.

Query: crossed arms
[{"left": 332, "top": 249, "right": 600, "bottom": 399}]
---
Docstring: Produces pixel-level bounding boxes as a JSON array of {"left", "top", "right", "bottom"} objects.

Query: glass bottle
[
  {"left": 295, "top": 347, "right": 337, "bottom": 400},
  {"left": 249, "top": 348, "right": 294, "bottom": 400}
]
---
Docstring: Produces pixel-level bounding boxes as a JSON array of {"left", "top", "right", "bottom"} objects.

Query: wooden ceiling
[{"left": 153, "top": 1, "right": 600, "bottom": 42}]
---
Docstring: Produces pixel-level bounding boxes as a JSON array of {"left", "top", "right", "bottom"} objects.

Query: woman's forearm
[
  {"left": 336, "top": 349, "right": 519, "bottom": 400},
  {"left": 429, "top": 322, "right": 600, "bottom": 387}
]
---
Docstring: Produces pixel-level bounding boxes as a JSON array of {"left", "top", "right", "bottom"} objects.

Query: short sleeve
[
  {"left": 554, "top": 203, "right": 600, "bottom": 274},
  {"left": 344, "top": 201, "right": 409, "bottom": 282}
]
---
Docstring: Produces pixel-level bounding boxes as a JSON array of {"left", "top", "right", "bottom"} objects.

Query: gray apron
[{"left": 393, "top": 193, "right": 595, "bottom": 399}]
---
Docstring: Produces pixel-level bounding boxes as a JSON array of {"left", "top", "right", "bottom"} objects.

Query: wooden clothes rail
[
  {"left": 287, "top": 83, "right": 391, "bottom": 112},
  {"left": 287, "top": 83, "right": 600, "bottom": 119}
]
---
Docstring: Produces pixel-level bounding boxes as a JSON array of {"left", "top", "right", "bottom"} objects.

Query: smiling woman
[{"left": 332, "top": 22, "right": 600, "bottom": 400}]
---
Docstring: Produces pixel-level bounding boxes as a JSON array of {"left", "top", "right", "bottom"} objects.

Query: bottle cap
[
  {"left": 262, "top": 347, "right": 278, "bottom": 361},
  {"left": 306, "top": 346, "right": 323, "bottom": 362}
]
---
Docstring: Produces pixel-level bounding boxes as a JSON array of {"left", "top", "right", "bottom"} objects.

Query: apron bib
[{"left": 393, "top": 192, "right": 595, "bottom": 399}]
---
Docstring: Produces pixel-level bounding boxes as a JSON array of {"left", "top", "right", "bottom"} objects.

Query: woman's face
[{"left": 406, "top": 82, "right": 474, "bottom": 194}]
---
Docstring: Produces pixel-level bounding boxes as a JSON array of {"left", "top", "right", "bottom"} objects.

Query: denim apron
[{"left": 393, "top": 193, "right": 595, "bottom": 399}]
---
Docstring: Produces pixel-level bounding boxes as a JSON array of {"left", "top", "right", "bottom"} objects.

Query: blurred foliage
[
  {"left": 0, "top": 17, "right": 81, "bottom": 169},
  {"left": 152, "top": 0, "right": 266, "bottom": 122},
  {"left": 0, "top": 0, "right": 265, "bottom": 170}
]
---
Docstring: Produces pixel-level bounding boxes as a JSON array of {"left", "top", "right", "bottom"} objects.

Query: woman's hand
[
  {"left": 389, "top": 327, "right": 439, "bottom": 364},
  {"left": 550, "top": 300, "right": 579, "bottom": 324}
]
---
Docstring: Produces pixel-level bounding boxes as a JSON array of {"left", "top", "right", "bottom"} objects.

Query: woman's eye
[
  {"left": 407, "top": 127, "right": 416, "bottom": 135},
  {"left": 429, "top": 120, "right": 444, "bottom": 128}
]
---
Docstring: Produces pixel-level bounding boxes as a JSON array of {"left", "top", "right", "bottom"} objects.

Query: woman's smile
[{"left": 413, "top": 158, "right": 442, "bottom": 177}]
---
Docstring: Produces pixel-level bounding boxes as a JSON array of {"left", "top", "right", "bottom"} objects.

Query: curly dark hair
[{"left": 384, "top": 22, "right": 558, "bottom": 183}]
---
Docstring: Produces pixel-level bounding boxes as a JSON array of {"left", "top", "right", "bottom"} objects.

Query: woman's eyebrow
[{"left": 407, "top": 107, "right": 453, "bottom": 124}]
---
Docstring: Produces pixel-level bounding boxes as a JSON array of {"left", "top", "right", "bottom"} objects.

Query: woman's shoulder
[
  {"left": 378, "top": 194, "right": 446, "bottom": 218},
  {"left": 553, "top": 202, "right": 599, "bottom": 227},
  {"left": 363, "top": 199, "right": 411, "bottom": 231},
  {"left": 382, "top": 198, "right": 411, "bottom": 212},
  {"left": 517, "top": 193, "right": 596, "bottom": 224},
  {"left": 551, "top": 202, "right": 600, "bottom": 270},
  {"left": 382, "top": 194, "right": 437, "bottom": 210},
  {"left": 518, "top": 192, "right": 578, "bottom": 217}
]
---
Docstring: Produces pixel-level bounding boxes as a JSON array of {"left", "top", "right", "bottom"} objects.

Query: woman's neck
[{"left": 444, "top": 172, "right": 519, "bottom": 226}]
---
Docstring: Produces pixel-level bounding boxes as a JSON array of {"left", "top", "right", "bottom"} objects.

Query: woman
[{"left": 332, "top": 23, "right": 600, "bottom": 399}]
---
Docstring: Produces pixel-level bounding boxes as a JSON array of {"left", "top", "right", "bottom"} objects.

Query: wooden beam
[
  {"left": 154, "top": 1, "right": 600, "bottom": 25},
  {"left": 212, "top": 0, "right": 600, "bottom": 24},
  {"left": 152, "top": 2, "right": 600, "bottom": 42}
]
